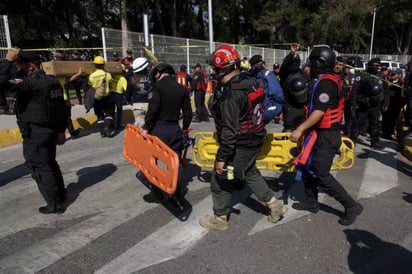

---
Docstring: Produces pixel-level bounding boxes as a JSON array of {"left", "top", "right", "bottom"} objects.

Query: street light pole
[
  {"left": 369, "top": 5, "right": 384, "bottom": 60},
  {"left": 208, "top": 0, "right": 214, "bottom": 54}
]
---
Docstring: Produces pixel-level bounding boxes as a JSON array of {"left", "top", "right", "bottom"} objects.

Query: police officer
[
  {"left": 272, "top": 63, "right": 280, "bottom": 80},
  {"left": 199, "top": 45, "right": 287, "bottom": 231},
  {"left": 141, "top": 63, "right": 193, "bottom": 203},
  {"left": 350, "top": 58, "right": 389, "bottom": 149},
  {"left": 0, "top": 49, "right": 68, "bottom": 214},
  {"left": 381, "top": 69, "right": 404, "bottom": 140},
  {"left": 290, "top": 46, "right": 363, "bottom": 226},
  {"left": 279, "top": 43, "right": 310, "bottom": 132}
]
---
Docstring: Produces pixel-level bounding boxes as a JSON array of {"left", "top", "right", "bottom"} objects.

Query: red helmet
[{"left": 212, "top": 45, "right": 241, "bottom": 69}]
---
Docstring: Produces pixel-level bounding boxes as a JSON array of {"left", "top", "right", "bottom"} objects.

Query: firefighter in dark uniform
[
  {"left": 290, "top": 46, "right": 363, "bottom": 226},
  {"left": 0, "top": 49, "right": 68, "bottom": 214},
  {"left": 349, "top": 58, "right": 389, "bottom": 149},
  {"left": 199, "top": 45, "right": 287, "bottom": 231},
  {"left": 342, "top": 58, "right": 356, "bottom": 135},
  {"left": 141, "top": 63, "right": 193, "bottom": 203},
  {"left": 381, "top": 69, "right": 404, "bottom": 140},
  {"left": 191, "top": 63, "right": 209, "bottom": 122},
  {"left": 279, "top": 42, "right": 310, "bottom": 132}
]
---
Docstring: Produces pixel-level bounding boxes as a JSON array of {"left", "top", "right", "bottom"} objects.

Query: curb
[{"left": 0, "top": 109, "right": 136, "bottom": 147}]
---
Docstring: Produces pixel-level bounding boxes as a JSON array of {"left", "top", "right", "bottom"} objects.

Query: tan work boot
[
  {"left": 199, "top": 215, "right": 229, "bottom": 231},
  {"left": 266, "top": 197, "right": 288, "bottom": 223}
]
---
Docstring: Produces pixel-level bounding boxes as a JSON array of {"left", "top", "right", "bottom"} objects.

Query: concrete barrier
[{"left": 0, "top": 107, "right": 140, "bottom": 147}]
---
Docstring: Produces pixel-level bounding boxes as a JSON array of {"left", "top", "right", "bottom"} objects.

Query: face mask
[
  {"left": 367, "top": 65, "right": 379, "bottom": 75},
  {"left": 251, "top": 65, "right": 264, "bottom": 75},
  {"left": 17, "top": 68, "right": 27, "bottom": 77}
]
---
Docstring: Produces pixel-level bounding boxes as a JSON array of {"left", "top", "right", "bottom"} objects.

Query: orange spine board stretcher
[{"left": 123, "top": 124, "right": 179, "bottom": 195}]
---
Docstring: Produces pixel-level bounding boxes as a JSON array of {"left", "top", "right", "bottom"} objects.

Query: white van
[{"left": 380, "top": 61, "right": 401, "bottom": 71}]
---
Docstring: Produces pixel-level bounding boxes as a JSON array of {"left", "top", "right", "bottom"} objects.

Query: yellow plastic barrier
[
  {"left": 123, "top": 125, "right": 179, "bottom": 194},
  {"left": 192, "top": 131, "right": 355, "bottom": 172}
]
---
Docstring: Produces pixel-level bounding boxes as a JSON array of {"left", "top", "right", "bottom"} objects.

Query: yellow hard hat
[{"left": 93, "top": 56, "right": 105, "bottom": 65}]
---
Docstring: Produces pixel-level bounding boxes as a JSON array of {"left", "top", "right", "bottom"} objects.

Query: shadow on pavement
[
  {"left": 65, "top": 163, "right": 117, "bottom": 207},
  {"left": 0, "top": 163, "right": 31, "bottom": 187},
  {"left": 135, "top": 171, "right": 193, "bottom": 222},
  {"left": 344, "top": 229, "right": 412, "bottom": 274},
  {"left": 403, "top": 192, "right": 412, "bottom": 204}
]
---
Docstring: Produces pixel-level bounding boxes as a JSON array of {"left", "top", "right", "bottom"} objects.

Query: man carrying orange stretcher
[
  {"left": 140, "top": 63, "right": 193, "bottom": 203},
  {"left": 289, "top": 45, "right": 362, "bottom": 226}
]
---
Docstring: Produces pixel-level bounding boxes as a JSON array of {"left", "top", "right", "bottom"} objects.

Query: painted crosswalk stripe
[
  {"left": 357, "top": 146, "right": 398, "bottom": 199},
  {"left": 95, "top": 196, "right": 213, "bottom": 274},
  {"left": 0, "top": 197, "right": 157, "bottom": 274}
]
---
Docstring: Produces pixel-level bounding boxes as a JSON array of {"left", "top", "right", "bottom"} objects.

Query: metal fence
[
  {"left": 102, "top": 28, "right": 308, "bottom": 73},
  {"left": 102, "top": 27, "right": 410, "bottom": 73},
  {"left": 0, "top": 15, "right": 12, "bottom": 59}
]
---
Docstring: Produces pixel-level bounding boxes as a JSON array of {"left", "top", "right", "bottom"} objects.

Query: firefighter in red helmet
[{"left": 199, "top": 45, "right": 287, "bottom": 231}]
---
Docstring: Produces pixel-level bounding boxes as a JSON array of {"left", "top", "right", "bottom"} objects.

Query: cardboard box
[{"left": 41, "top": 61, "right": 123, "bottom": 76}]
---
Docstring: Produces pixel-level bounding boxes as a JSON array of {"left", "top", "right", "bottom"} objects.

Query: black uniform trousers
[
  {"left": 303, "top": 129, "right": 357, "bottom": 209},
  {"left": 194, "top": 90, "right": 209, "bottom": 121},
  {"left": 94, "top": 97, "right": 115, "bottom": 136},
  {"left": 22, "top": 123, "right": 66, "bottom": 206},
  {"left": 350, "top": 102, "right": 381, "bottom": 144},
  {"left": 381, "top": 94, "right": 403, "bottom": 138},
  {"left": 108, "top": 92, "right": 124, "bottom": 129},
  {"left": 210, "top": 145, "right": 274, "bottom": 217},
  {"left": 149, "top": 121, "right": 184, "bottom": 197}
]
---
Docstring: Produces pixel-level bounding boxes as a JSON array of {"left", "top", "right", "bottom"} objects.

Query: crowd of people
[{"left": 1, "top": 44, "right": 411, "bottom": 233}]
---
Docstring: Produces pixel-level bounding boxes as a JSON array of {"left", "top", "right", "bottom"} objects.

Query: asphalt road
[{"left": 0, "top": 118, "right": 412, "bottom": 274}]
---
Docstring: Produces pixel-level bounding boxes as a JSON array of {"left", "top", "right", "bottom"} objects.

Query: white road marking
[
  {"left": 357, "top": 147, "right": 398, "bottom": 199},
  {"left": 0, "top": 195, "right": 157, "bottom": 274},
  {"left": 94, "top": 196, "right": 213, "bottom": 274}
]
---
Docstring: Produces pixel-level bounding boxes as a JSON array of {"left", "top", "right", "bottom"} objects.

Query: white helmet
[{"left": 132, "top": 57, "right": 150, "bottom": 73}]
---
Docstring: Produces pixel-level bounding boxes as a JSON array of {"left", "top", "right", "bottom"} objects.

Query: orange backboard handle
[{"left": 123, "top": 124, "right": 179, "bottom": 195}]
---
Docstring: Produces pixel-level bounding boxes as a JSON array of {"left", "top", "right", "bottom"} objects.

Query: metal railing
[{"left": 102, "top": 27, "right": 410, "bottom": 73}]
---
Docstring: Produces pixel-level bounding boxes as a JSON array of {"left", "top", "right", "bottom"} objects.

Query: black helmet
[
  {"left": 289, "top": 77, "right": 309, "bottom": 104},
  {"left": 368, "top": 57, "right": 381, "bottom": 66},
  {"left": 309, "top": 46, "right": 336, "bottom": 71},
  {"left": 346, "top": 57, "right": 356, "bottom": 67},
  {"left": 367, "top": 58, "right": 381, "bottom": 74},
  {"left": 150, "top": 63, "right": 175, "bottom": 81}
]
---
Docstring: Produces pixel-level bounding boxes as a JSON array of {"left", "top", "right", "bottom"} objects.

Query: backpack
[
  {"left": 84, "top": 73, "right": 107, "bottom": 113},
  {"left": 94, "top": 72, "right": 107, "bottom": 100},
  {"left": 257, "top": 70, "right": 284, "bottom": 123}
]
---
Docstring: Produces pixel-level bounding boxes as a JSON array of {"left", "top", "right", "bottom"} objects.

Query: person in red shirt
[{"left": 176, "top": 64, "right": 191, "bottom": 92}]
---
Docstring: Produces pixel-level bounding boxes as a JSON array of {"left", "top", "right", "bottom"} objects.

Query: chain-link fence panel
[
  {"left": 102, "top": 27, "right": 411, "bottom": 74},
  {"left": 0, "top": 15, "right": 12, "bottom": 59}
]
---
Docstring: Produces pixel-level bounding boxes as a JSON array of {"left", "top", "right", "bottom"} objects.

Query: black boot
[
  {"left": 338, "top": 203, "right": 363, "bottom": 226},
  {"left": 39, "top": 202, "right": 65, "bottom": 214},
  {"left": 104, "top": 117, "right": 116, "bottom": 138},
  {"left": 371, "top": 141, "right": 385, "bottom": 150},
  {"left": 292, "top": 201, "right": 320, "bottom": 213},
  {"left": 143, "top": 186, "right": 164, "bottom": 203}
]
